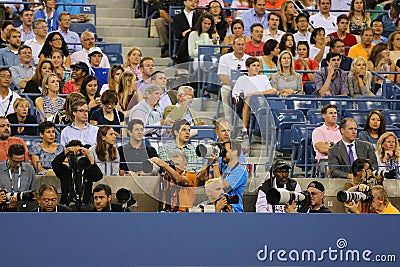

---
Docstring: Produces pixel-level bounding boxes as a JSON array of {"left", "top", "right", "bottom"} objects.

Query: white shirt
[
  {"left": 262, "top": 28, "right": 285, "bottom": 42},
  {"left": 184, "top": 10, "right": 194, "bottom": 28},
  {"left": 24, "top": 38, "right": 44, "bottom": 65},
  {"left": 342, "top": 140, "right": 358, "bottom": 162},
  {"left": 294, "top": 31, "right": 312, "bottom": 46},
  {"left": 217, "top": 52, "right": 250, "bottom": 81},
  {"left": 232, "top": 75, "right": 272, "bottom": 98},
  {"left": 309, "top": 12, "right": 338, "bottom": 35},
  {"left": 0, "top": 89, "right": 20, "bottom": 117}
]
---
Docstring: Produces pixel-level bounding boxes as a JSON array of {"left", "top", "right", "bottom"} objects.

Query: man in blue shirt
[
  {"left": 60, "top": 99, "right": 98, "bottom": 146},
  {"left": 0, "top": 27, "right": 21, "bottom": 68},
  {"left": 241, "top": 0, "right": 268, "bottom": 36},
  {"left": 215, "top": 140, "right": 248, "bottom": 212},
  {"left": 57, "top": 0, "right": 89, "bottom": 22},
  {"left": 88, "top": 47, "right": 109, "bottom": 90}
]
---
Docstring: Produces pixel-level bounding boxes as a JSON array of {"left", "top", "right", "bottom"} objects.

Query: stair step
[
  {"left": 90, "top": 0, "right": 133, "bottom": 9},
  {"left": 97, "top": 8, "right": 135, "bottom": 18},
  {"left": 96, "top": 26, "right": 148, "bottom": 38},
  {"left": 103, "top": 37, "right": 159, "bottom": 47},
  {"left": 97, "top": 18, "right": 146, "bottom": 27}
]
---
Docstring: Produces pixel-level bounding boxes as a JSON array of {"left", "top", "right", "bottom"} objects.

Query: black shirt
[
  {"left": 118, "top": 142, "right": 158, "bottom": 173},
  {"left": 6, "top": 113, "right": 38, "bottom": 136}
]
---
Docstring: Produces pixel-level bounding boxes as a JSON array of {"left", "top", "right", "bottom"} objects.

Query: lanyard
[
  {"left": 9, "top": 166, "right": 21, "bottom": 193},
  {"left": 222, "top": 162, "right": 239, "bottom": 179}
]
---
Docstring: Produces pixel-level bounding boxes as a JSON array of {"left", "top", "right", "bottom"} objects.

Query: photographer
[
  {"left": 285, "top": 181, "right": 331, "bottom": 213},
  {"left": 256, "top": 160, "right": 301, "bottom": 213},
  {"left": 204, "top": 178, "right": 233, "bottom": 212},
  {"left": 51, "top": 140, "right": 103, "bottom": 207},
  {"left": 345, "top": 185, "right": 400, "bottom": 214},
  {"left": 0, "top": 144, "right": 35, "bottom": 209},
  {"left": 149, "top": 150, "right": 198, "bottom": 212},
  {"left": 203, "top": 140, "right": 248, "bottom": 212},
  {"left": 37, "top": 184, "right": 71, "bottom": 212}
]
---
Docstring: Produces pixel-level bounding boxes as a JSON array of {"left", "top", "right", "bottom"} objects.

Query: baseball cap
[
  {"left": 272, "top": 159, "right": 291, "bottom": 171},
  {"left": 70, "top": 61, "right": 89, "bottom": 74},
  {"left": 307, "top": 181, "right": 325, "bottom": 192},
  {"left": 88, "top": 47, "right": 102, "bottom": 56},
  {"left": 392, "top": 0, "right": 400, "bottom": 12}
]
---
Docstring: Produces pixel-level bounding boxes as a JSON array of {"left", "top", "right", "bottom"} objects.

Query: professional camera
[
  {"left": 196, "top": 142, "right": 226, "bottom": 158},
  {"left": 142, "top": 159, "right": 175, "bottom": 174},
  {"left": 224, "top": 194, "right": 239, "bottom": 205},
  {"left": 371, "top": 168, "right": 396, "bottom": 180},
  {"left": 0, "top": 189, "right": 35, "bottom": 202},
  {"left": 116, "top": 188, "right": 137, "bottom": 211},
  {"left": 266, "top": 188, "right": 311, "bottom": 206},
  {"left": 68, "top": 151, "right": 90, "bottom": 170},
  {"left": 337, "top": 190, "right": 373, "bottom": 203}
]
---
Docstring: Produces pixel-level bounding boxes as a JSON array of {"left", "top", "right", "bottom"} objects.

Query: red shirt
[
  {"left": 62, "top": 79, "right": 79, "bottom": 94},
  {"left": 327, "top": 32, "right": 358, "bottom": 55},
  {"left": 294, "top": 58, "right": 319, "bottom": 84},
  {"left": 245, "top": 41, "right": 265, "bottom": 57},
  {"left": 0, "top": 137, "right": 30, "bottom": 161}
]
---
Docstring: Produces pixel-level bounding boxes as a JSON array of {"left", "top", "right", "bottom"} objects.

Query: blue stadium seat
[
  {"left": 382, "top": 110, "right": 400, "bottom": 128},
  {"left": 343, "top": 110, "right": 370, "bottom": 128},
  {"left": 285, "top": 94, "right": 319, "bottom": 115},
  {"left": 290, "top": 124, "right": 319, "bottom": 177},
  {"left": 321, "top": 95, "right": 354, "bottom": 116},
  {"left": 382, "top": 82, "right": 400, "bottom": 99},
  {"left": 271, "top": 109, "right": 306, "bottom": 153},
  {"left": 104, "top": 52, "right": 123, "bottom": 65},
  {"left": 355, "top": 96, "right": 390, "bottom": 110},
  {"left": 70, "top": 23, "right": 96, "bottom": 36},
  {"left": 303, "top": 81, "right": 315, "bottom": 95}
]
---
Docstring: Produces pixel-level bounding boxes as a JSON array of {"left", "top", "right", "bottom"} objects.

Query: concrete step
[
  {"left": 97, "top": 26, "right": 148, "bottom": 38},
  {"left": 96, "top": 8, "right": 135, "bottom": 18},
  {"left": 97, "top": 18, "right": 146, "bottom": 27},
  {"left": 103, "top": 37, "right": 159, "bottom": 47},
  {"left": 90, "top": 0, "right": 133, "bottom": 9}
]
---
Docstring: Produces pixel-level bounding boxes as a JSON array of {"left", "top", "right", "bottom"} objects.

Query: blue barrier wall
[{"left": 1, "top": 213, "right": 399, "bottom": 266}]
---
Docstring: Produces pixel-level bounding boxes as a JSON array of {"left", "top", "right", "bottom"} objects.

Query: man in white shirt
[
  {"left": 18, "top": 9, "right": 34, "bottom": 42},
  {"left": 70, "top": 30, "right": 109, "bottom": 68},
  {"left": 262, "top": 12, "right": 284, "bottom": 42},
  {"left": 0, "top": 68, "right": 20, "bottom": 117},
  {"left": 309, "top": 0, "right": 337, "bottom": 35},
  {"left": 25, "top": 19, "right": 48, "bottom": 65},
  {"left": 217, "top": 36, "right": 249, "bottom": 119},
  {"left": 294, "top": 13, "right": 312, "bottom": 45}
]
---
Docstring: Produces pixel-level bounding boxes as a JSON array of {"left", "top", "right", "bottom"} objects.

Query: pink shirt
[
  {"left": 197, "top": 0, "right": 224, "bottom": 8},
  {"left": 312, "top": 124, "right": 342, "bottom": 161}
]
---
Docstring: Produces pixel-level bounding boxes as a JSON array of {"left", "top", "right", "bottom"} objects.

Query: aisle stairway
[{"left": 88, "top": 0, "right": 172, "bottom": 69}]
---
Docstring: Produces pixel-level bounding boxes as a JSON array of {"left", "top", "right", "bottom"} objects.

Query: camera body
[
  {"left": 196, "top": 142, "right": 227, "bottom": 158},
  {"left": 142, "top": 159, "right": 175, "bottom": 174},
  {"left": 337, "top": 190, "right": 373, "bottom": 203},
  {"left": 0, "top": 189, "right": 35, "bottom": 202},
  {"left": 68, "top": 150, "right": 90, "bottom": 170},
  {"left": 266, "top": 188, "right": 311, "bottom": 206}
]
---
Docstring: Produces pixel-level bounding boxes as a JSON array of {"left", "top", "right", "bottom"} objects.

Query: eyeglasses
[
  {"left": 237, "top": 64, "right": 241, "bottom": 70},
  {"left": 36, "top": 26, "right": 48, "bottom": 30},
  {"left": 42, "top": 198, "right": 57, "bottom": 203},
  {"left": 76, "top": 109, "right": 89, "bottom": 113},
  {"left": 10, "top": 158, "right": 24, "bottom": 165},
  {"left": 52, "top": 38, "right": 62, "bottom": 41},
  {"left": 210, "top": 5, "right": 221, "bottom": 9},
  {"left": 0, "top": 75, "right": 11, "bottom": 79}
]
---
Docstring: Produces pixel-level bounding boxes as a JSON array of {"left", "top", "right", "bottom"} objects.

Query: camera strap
[
  {"left": 221, "top": 162, "right": 239, "bottom": 180},
  {"left": 8, "top": 166, "right": 21, "bottom": 193}
]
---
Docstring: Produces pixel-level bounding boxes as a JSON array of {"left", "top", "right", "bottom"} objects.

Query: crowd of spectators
[{"left": 0, "top": 0, "right": 400, "bottom": 214}]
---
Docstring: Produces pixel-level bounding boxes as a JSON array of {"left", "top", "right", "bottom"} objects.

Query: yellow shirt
[
  {"left": 348, "top": 43, "right": 374, "bottom": 60},
  {"left": 380, "top": 203, "right": 400, "bottom": 214}
]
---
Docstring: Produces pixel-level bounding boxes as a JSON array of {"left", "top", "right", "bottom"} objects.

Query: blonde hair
[
  {"left": 350, "top": 56, "right": 372, "bottom": 92},
  {"left": 376, "top": 132, "right": 400, "bottom": 163},
  {"left": 118, "top": 72, "right": 136, "bottom": 110},
  {"left": 277, "top": 50, "right": 295, "bottom": 75},
  {"left": 280, "top": 1, "right": 297, "bottom": 32},
  {"left": 41, "top": 73, "right": 58, "bottom": 96},
  {"left": 124, "top": 46, "right": 142, "bottom": 68},
  {"left": 12, "top": 98, "right": 30, "bottom": 110}
]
